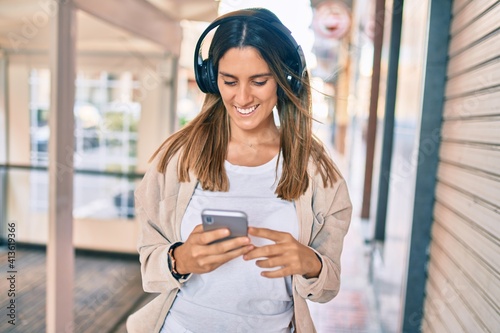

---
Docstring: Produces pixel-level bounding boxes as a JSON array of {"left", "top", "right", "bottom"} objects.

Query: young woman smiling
[{"left": 127, "top": 8, "right": 352, "bottom": 333}]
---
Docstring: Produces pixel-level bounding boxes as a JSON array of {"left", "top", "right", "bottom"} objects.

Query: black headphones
[{"left": 194, "top": 8, "right": 306, "bottom": 96}]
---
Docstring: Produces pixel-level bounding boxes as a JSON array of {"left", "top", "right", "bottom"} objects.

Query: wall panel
[{"left": 422, "top": 1, "right": 500, "bottom": 331}]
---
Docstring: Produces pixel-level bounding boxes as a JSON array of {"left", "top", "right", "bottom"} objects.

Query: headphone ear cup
[
  {"left": 201, "top": 59, "right": 218, "bottom": 94},
  {"left": 280, "top": 71, "right": 302, "bottom": 99},
  {"left": 292, "top": 75, "right": 303, "bottom": 95}
]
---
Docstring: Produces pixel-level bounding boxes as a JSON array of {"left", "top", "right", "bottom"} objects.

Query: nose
[{"left": 234, "top": 83, "right": 252, "bottom": 106}]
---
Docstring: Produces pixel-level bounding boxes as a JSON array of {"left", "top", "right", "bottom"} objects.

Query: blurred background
[{"left": 0, "top": 0, "right": 498, "bottom": 332}]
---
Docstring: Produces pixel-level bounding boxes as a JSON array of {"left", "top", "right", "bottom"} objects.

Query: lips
[{"left": 235, "top": 105, "right": 259, "bottom": 115}]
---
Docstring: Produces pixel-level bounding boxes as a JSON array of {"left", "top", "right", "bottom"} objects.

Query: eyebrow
[{"left": 219, "top": 71, "right": 273, "bottom": 79}]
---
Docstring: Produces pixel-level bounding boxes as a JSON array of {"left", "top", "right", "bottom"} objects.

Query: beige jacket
[{"left": 127, "top": 151, "right": 352, "bottom": 333}]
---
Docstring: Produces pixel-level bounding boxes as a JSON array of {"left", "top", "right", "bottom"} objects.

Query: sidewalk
[{"left": 309, "top": 121, "right": 382, "bottom": 333}]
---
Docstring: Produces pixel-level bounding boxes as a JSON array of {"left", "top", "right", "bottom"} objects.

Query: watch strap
[{"left": 168, "top": 242, "right": 190, "bottom": 280}]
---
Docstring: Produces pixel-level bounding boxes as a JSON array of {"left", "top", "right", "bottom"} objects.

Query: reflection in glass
[{"left": 29, "top": 69, "right": 141, "bottom": 174}]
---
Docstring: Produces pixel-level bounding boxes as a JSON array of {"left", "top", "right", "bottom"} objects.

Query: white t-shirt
[{"left": 167, "top": 153, "right": 299, "bottom": 333}]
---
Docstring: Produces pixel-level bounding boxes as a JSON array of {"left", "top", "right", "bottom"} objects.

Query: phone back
[{"left": 201, "top": 209, "right": 248, "bottom": 240}]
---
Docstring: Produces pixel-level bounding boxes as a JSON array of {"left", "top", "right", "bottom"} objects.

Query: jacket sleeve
[
  {"left": 294, "top": 174, "right": 352, "bottom": 303},
  {"left": 135, "top": 153, "right": 186, "bottom": 293}
]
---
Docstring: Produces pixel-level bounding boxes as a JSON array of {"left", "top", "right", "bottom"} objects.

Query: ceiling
[
  {"left": 146, "top": 0, "right": 219, "bottom": 21},
  {"left": 0, "top": 0, "right": 219, "bottom": 56},
  {"left": 0, "top": 0, "right": 350, "bottom": 72}
]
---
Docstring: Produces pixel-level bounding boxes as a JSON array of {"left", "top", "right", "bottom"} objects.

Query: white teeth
[{"left": 235, "top": 105, "right": 258, "bottom": 114}]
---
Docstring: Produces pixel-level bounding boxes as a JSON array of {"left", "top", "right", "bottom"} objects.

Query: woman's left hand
[{"left": 243, "top": 227, "right": 322, "bottom": 279}]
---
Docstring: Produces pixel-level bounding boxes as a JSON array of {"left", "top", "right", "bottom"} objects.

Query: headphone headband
[{"left": 194, "top": 9, "right": 306, "bottom": 95}]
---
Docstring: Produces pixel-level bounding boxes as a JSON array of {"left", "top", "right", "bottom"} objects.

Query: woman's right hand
[{"left": 173, "top": 224, "right": 254, "bottom": 275}]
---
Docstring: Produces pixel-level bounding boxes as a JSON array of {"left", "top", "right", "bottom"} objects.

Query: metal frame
[
  {"left": 0, "top": 52, "right": 7, "bottom": 242},
  {"left": 361, "top": 0, "right": 386, "bottom": 218},
  {"left": 401, "top": 0, "right": 453, "bottom": 331},
  {"left": 374, "top": 0, "right": 405, "bottom": 241}
]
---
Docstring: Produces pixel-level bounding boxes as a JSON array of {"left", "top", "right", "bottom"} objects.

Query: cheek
[
  {"left": 262, "top": 84, "right": 278, "bottom": 104},
  {"left": 218, "top": 86, "right": 232, "bottom": 102},
  {"left": 266, "top": 89, "right": 278, "bottom": 106}
]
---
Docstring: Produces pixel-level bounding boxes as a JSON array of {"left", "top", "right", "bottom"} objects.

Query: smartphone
[{"left": 201, "top": 209, "right": 248, "bottom": 243}]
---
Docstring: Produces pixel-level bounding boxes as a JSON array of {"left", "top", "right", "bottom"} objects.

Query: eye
[
  {"left": 253, "top": 80, "right": 268, "bottom": 86},
  {"left": 223, "top": 80, "right": 237, "bottom": 86}
]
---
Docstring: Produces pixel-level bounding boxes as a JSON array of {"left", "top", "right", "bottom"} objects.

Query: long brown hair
[{"left": 151, "top": 9, "right": 339, "bottom": 200}]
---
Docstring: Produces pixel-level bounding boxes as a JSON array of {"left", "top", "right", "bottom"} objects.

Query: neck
[{"left": 230, "top": 128, "right": 280, "bottom": 148}]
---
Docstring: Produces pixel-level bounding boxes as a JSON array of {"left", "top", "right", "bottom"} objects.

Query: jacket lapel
[{"left": 174, "top": 171, "right": 198, "bottom": 240}]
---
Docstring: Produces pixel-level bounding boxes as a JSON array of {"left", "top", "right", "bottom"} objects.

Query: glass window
[
  {"left": 29, "top": 69, "right": 141, "bottom": 173},
  {"left": 27, "top": 68, "right": 143, "bottom": 220}
]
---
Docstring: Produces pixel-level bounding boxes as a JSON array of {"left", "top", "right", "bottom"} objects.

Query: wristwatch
[{"left": 168, "top": 242, "right": 190, "bottom": 280}]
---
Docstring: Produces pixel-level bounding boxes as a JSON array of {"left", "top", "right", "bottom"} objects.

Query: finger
[
  {"left": 211, "top": 236, "right": 251, "bottom": 253},
  {"left": 255, "top": 257, "right": 287, "bottom": 269},
  {"left": 248, "top": 227, "right": 288, "bottom": 242},
  {"left": 192, "top": 224, "right": 204, "bottom": 233},
  {"left": 224, "top": 244, "right": 255, "bottom": 258},
  {"left": 203, "top": 244, "right": 255, "bottom": 267},
  {"left": 198, "top": 228, "right": 231, "bottom": 245},
  {"left": 260, "top": 267, "right": 290, "bottom": 279},
  {"left": 243, "top": 245, "right": 282, "bottom": 260}
]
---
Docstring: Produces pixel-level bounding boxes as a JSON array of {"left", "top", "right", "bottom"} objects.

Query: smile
[{"left": 235, "top": 105, "right": 259, "bottom": 115}]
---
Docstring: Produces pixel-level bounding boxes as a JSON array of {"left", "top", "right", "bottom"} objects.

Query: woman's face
[{"left": 217, "top": 47, "right": 278, "bottom": 135}]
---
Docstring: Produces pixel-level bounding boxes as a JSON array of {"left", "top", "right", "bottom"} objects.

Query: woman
[{"left": 127, "top": 8, "right": 352, "bottom": 333}]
